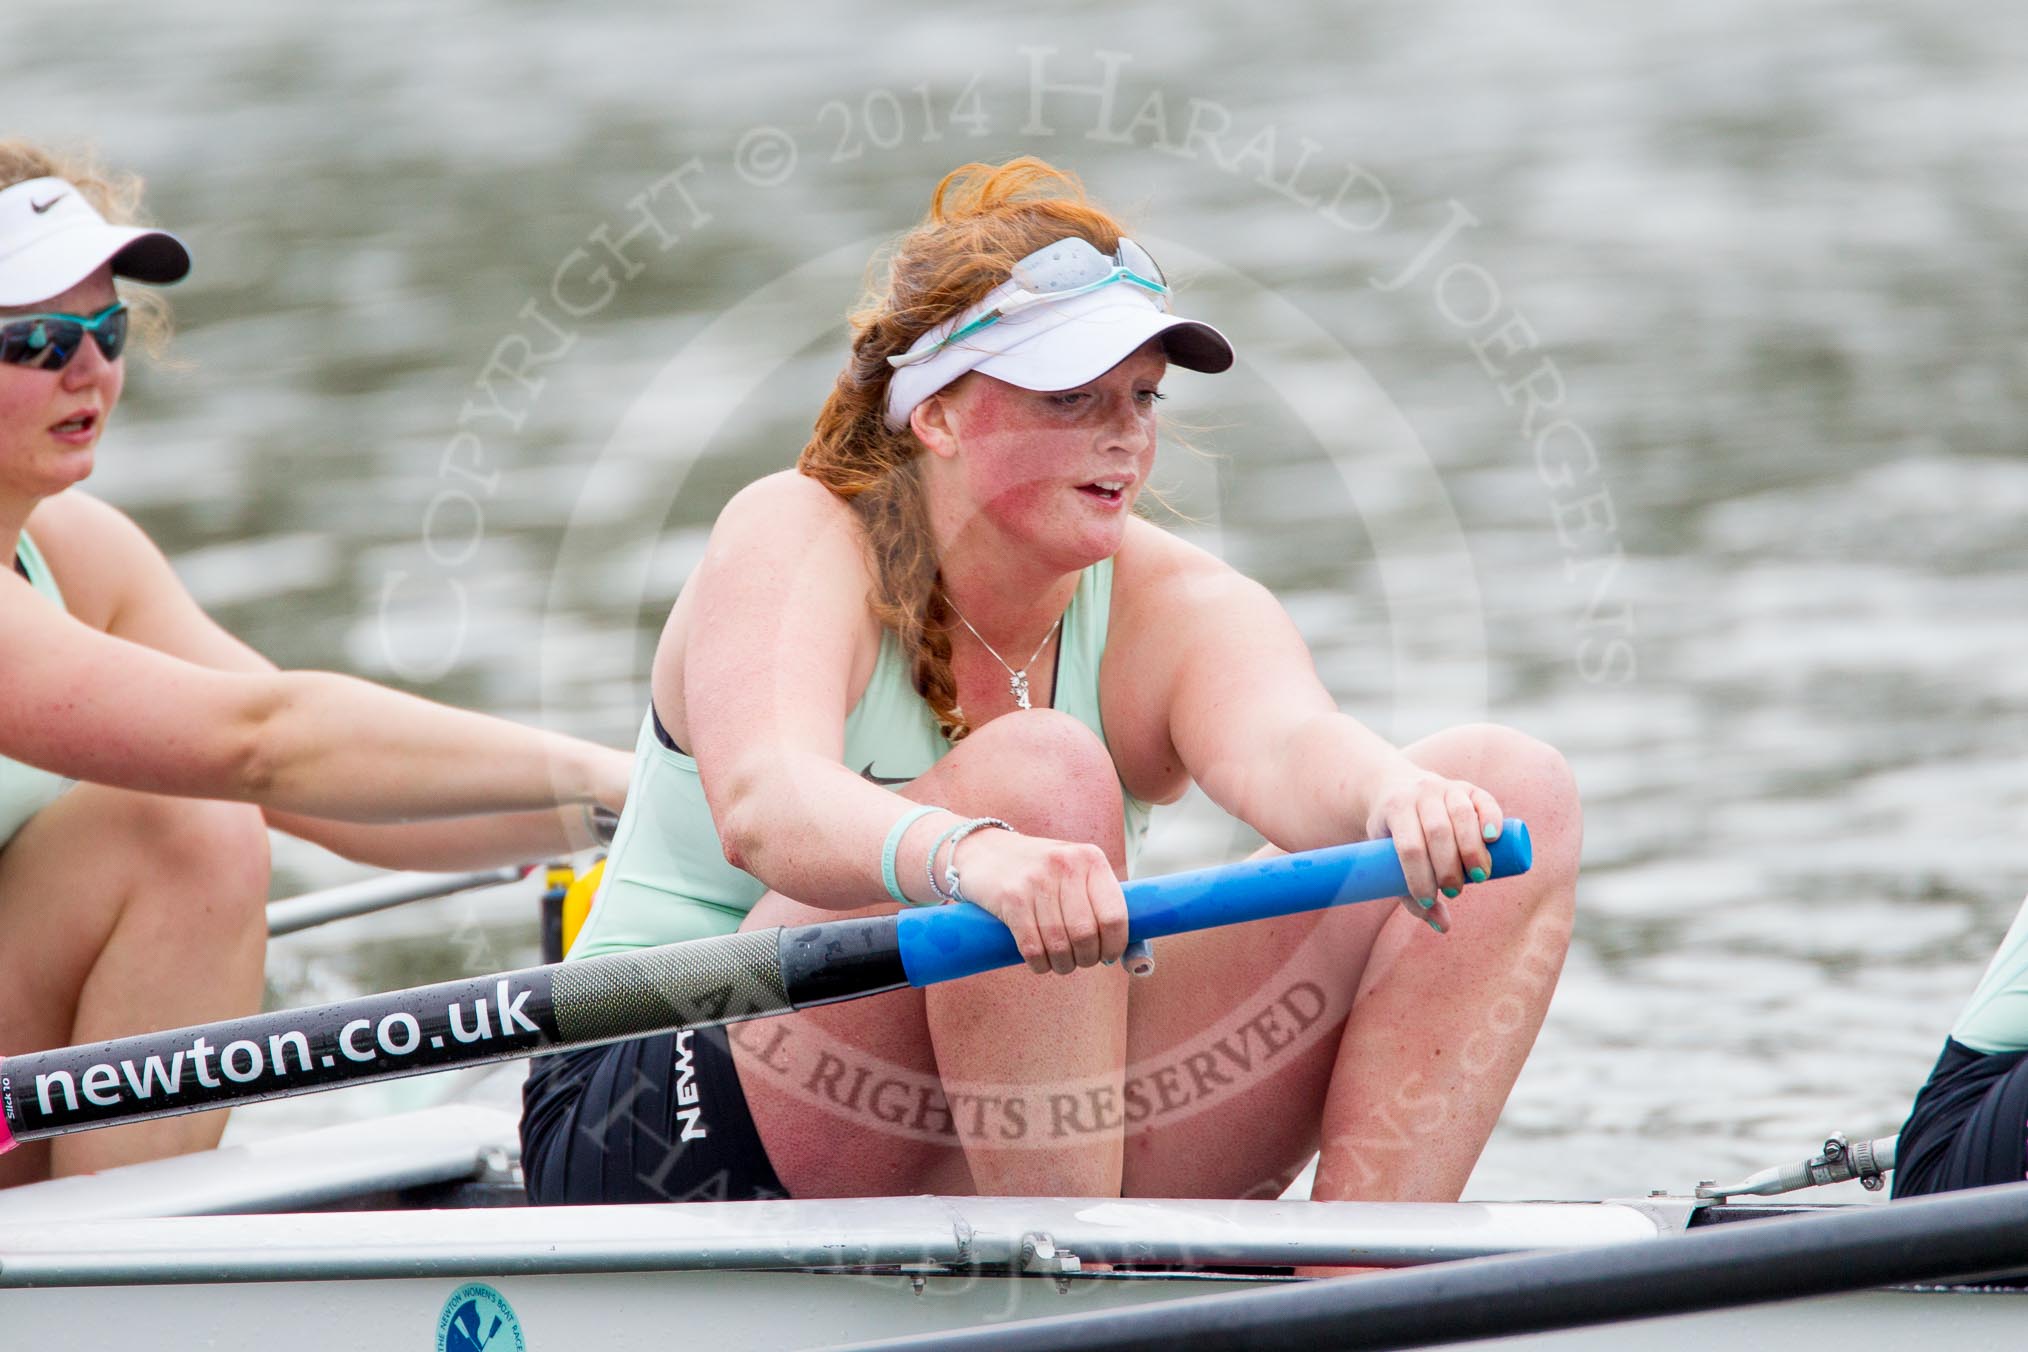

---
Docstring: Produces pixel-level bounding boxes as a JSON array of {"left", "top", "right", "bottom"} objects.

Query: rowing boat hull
[
  {"left": 2, "top": 1104, "right": 2019, "bottom": 1350},
  {"left": 4, "top": 1266, "right": 2018, "bottom": 1352}
]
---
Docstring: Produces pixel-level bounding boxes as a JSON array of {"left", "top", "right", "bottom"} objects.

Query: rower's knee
[
  {"left": 1486, "top": 725, "right": 1578, "bottom": 877},
  {"left": 1417, "top": 722, "right": 1581, "bottom": 887},
  {"left": 120, "top": 794, "right": 272, "bottom": 929},
  {"left": 949, "top": 710, "right": 1123, "bottom": 851}
]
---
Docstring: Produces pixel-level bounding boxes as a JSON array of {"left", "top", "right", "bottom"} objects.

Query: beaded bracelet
[
  {"left": 923, "top": 821, "right": 972, "bottom": 903},
  {"left": 882, "top": 804, "right": 947, "bottom": 905},
  {"left": 928, "top": 816, "right": 1014, "bottom": 904}
]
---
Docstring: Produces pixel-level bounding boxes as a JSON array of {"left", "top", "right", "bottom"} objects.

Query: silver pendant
[{"left": 1010, "top": 670, "right": 1032, "bottom": 710}]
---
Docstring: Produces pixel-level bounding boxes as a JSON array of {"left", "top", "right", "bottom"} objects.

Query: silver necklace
[{"left": 947, "top": 599, "right": 1063, "bottom": 711}]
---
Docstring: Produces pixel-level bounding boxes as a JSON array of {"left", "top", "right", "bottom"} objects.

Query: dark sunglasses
[{"left": 0, "top": 302, "right": 130, "bottom": 371}]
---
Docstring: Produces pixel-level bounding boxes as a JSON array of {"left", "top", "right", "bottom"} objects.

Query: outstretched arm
[
  {"left": 0, "top": 594, "right": 622, "bottom": 819},
  {"left": 260, "top": 806, "right": 607, "bottom": 871},
  {"left": 1, "top": 497, "right": 627, "bottom": 859}
]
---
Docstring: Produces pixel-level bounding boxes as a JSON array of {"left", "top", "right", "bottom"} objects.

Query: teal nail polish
[
  {"left": 1483, "top": 823, "right": 1500, "bottom": 841},
  {"left": 1468, "top": 867, "right": 1489, "bottom": 884},
  {"left": 1425, "top": 914, "right": 1445, "bottom": 934},
  {"left": 1416, "top": 896, "right": 1435, "bottom": 911},
  {"left": 1442, "top": 886, "right": 1461, "bottom": 899}
]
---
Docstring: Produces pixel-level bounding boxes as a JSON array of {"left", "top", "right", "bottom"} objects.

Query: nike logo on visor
[{"left": 30, "top": 195, "right": 66, "bottom": 214}]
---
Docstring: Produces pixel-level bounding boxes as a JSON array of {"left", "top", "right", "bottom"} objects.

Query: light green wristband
[{"left": 882, "top": 804, "right": 945, "bottom": 905}]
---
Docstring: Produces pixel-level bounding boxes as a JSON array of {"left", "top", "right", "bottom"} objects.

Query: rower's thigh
[
  {"left": 729, "top": 709, "right": 1129, "bottom": 1198},
  {"left": 0, "top": 782, "right": 268, "bottom": 1046},
  {"left": 1117, "top": 854, "right": 1391, "bottom": 1199},
  {"left": 729, "top": 889, "right": 975, "bottom": 1198},
  {"left": 0, "top": 784, "right": 268, "bottom": 1185}
]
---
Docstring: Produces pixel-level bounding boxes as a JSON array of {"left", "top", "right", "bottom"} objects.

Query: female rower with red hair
[{"left": 525, "top": 157, "right": 1580, "bottom": 1206}]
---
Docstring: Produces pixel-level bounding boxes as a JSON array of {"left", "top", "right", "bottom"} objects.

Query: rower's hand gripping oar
[
  {"left": 0, "top": 822, "right": 1529, "bottom": 1154},
  {"left": 895, "top": 822, "right": 1532, "bottom": 985}
]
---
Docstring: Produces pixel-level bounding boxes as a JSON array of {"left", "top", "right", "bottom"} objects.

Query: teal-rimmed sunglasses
[
  {"left": 0, "top": 302, "right": 130, "bottom": 371},
  {"left": 888, "top": 237, "right": 1169, "bottom": 370}
]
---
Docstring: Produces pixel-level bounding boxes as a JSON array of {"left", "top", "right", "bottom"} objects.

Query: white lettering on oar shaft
[
  {"left": 80, "top": 1064, "right": 120, "bottom": 1107},
  {"left": 29, "top": 977, "right": 548, "bottom": 1127},
  {"left": 376, "top": 1012, "right": 422, "bottom": 1056},
  {"left": 120, "top": 1051, "right": 185, "bottom": 1098},
  {"left": 497, "top": 980, "right": 540, "bottom": 1035},
  {"left": 35, "top": 1070, "right": 76, "bottom": 1114},
  {"left": 269, "top": 1031, "right": 313, "bottom": 1074},
  {"left": 220, "top": 1040, "right": 265, "bottom": 1084},
  {"left": 339, "top": 1019, "right": 377, "bottom": 1063},
  {"left": 191, "top": 1036, "right": 220, "bottom": 1088},
  {"left": 449, "top": 997, "right": 493, "bottom": 1043}
]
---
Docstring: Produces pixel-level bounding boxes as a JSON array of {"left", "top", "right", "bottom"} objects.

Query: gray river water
[{"left": 5, "top": 2, "right": 2025, "bottom": 1201}]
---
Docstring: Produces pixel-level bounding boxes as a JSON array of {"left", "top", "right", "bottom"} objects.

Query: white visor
[
  {"left": 883, "top": 281, "right": 1233, "bottom": 431},
  {"left": 0, "top": 177, "right": 190, "bottom": 308}
]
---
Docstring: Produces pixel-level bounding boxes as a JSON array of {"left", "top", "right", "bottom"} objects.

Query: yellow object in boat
[{"left": 561, "top": 858, "right": 604, "bottom": 956}]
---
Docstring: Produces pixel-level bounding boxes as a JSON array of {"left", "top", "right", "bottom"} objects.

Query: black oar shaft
[{"left": 0, "top": 920, "right": 905, "bottom": 1149}]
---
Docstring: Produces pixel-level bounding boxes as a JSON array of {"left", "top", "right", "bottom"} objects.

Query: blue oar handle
[{"left": 896, "top": 818, "right": 1533, "bottom": 987}]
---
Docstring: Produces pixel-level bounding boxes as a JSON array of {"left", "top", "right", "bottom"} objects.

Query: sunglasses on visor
[
  {"left": 887, "top": 238, "right": 1169, "bottom": 370},
  {"left": 0, "top": 303, "right": 131, "bottom": 371}
]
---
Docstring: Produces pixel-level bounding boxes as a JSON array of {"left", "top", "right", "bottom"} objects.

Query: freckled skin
[
  {"left": 0, "top": 267, "right": 123, "bottom": 503},
  {"left": 716, "top": 327, "right": 1581, "bottom": 1210},
  {"left": 932, "top": 342, "right": 1167, "bottom": 577}
]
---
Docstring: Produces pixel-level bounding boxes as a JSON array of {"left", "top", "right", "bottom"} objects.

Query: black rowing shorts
[
  {"left": 1892, "top": 1037, "right": 2028, "bottom": 1198},
  {"left": 521, "top": 1025, "right": 788, "bottom": 1204}
]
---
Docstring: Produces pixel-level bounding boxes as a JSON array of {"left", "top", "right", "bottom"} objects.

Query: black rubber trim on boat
[{"left": 831, "top": 1180, "right": 2028, "bottom": 1352}]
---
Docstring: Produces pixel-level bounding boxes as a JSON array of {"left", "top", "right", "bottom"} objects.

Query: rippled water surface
[{"left": 6, "top": 1, "right": 2025, "bottom": 1201}]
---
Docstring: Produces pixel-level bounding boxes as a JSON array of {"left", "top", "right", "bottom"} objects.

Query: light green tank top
[
  {"left": 0, "top": 533, "right": 75, "bottom": 846},
  {"left": 570, "top": 557, "right": 1152, "bottom": 958},
  {"left": 1950, "top": 898, "right": 2028, "bottom": 1054}
]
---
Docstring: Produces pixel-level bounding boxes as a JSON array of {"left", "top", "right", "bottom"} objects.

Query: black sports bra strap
[{"left": 650, "top": 704, "right": 687, "bottom": 756}]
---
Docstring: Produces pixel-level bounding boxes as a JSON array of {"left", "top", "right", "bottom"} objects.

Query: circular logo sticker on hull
[{"left": 437, "top": 1282, "right": 526, "bottom": 1352}]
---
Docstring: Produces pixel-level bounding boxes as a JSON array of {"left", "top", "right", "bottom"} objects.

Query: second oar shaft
[{"left": 266, "top": 867, "right": 527, "bottom": 937}]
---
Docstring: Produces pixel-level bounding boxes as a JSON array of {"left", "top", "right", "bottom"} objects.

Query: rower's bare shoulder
[
  {"left": 704, "top": 470, "right": 867, "bottom": 574},
  {"left": 25, "top": 488, "right": 149, "bottom": 556},
  {"left": 1108, "top": 521, "right": 1291, "bottom": 685},
  {"left": 1101, "top": 523, "right": 1270, "bottom": 803},
  {"left": 1112, "top": 518, "right": 1258, "bottom": 627},
  {"left": 666, "top": 471, "right": 876, "bottom": 744},
  {"left": 21, "top": 491, "right": 167, "bottom": 625},
  {"left": 719, "top": 470, "right": 858, "bottom": 532},
  {"left": 681, "top": 470, "right": 876, "bottom": 647}
]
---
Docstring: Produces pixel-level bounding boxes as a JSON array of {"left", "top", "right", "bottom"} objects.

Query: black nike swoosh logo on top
[
  {"left": 30, "top": 194, "right": 66, "bottom": 214},
  {"left": 860, "top": 762, "right": 914, "bottom": 786}
]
